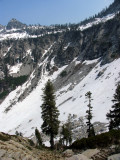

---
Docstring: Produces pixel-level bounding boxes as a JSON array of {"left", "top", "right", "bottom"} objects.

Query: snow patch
[
  {"left": 63, "top": 42, "right": 71, "bottom": 51},
  {"left": 78, "top": 13, "right": 116, "bottom": 31},
  {"left": 9, "top": 63, "right": 22, "bottom": 74},
  {"left": 83, "top": 58, "right": 100, "bottom": 65}
]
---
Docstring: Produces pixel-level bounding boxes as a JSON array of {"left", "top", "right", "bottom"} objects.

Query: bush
[
  {"left": 28, "top": 139, "right": 35, "bottom": 146},
  {"left": 71, "top": 130, "right": 120, "bottom": 150},
  {"left": 0, "top": 133, "right": 10, "bottom": 141},
  {"left": 60, "top": 71, "right": 67, "bottom": 77}
]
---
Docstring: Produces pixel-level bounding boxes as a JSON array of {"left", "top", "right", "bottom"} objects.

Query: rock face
[
  {"left": 6, "top": 18, "right": 27, "bottom": 30},
  {"left": 0, "top": 24, "right": 5, "bottom": 30}
]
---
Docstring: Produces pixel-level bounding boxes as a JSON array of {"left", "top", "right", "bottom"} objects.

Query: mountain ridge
[{"left": 0, "top": 0, "right": 120, "bottom": 141}]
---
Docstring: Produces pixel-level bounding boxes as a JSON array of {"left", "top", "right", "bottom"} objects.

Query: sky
[{"left": 0, "top": 0, "right": 114, "bottom": 26}]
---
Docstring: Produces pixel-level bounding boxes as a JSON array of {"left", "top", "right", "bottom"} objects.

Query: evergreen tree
[
  {"left": 4, "top": 64, "right": 9, "bottom": 78},
  {"left": 61, "top": 120, "right": 72, "bottom": 146},
  {"left": 106, "top": 84, "right": 120, "bottom": 130},
  {"left": 61, "top": 125, "right": 69, "bottom": 146},
  {"left": 85, "top": 91, "right": 95, "bottom": 137},
  {"left": 41, "top": 80, "right": 60, "bottom": 149},
  {"left": 35, "top": 128, "right": 42, "bottom": 147}
]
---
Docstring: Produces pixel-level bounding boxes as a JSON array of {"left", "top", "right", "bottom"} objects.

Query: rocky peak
[
  {"left": 6, "top": 18, "right": 27, "bottom": 30},
  {"left": 0, "top": 24, "right": 5, "bottom": 30}
]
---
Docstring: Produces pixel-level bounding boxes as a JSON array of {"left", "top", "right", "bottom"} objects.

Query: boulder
[
  {"left": 108, "top": 153, "right": 120, "bottom": 160},
  {"left": 82, "top": 149, "right": 100, "bottom": 158},
  {"left": 0, "top": 149, "right": 6, "bottom": 157},
  {"left": 65, "top": 154, "right": 91, "bottom": 160},
  {"left": 63, "top": 149, "right": 74, "bottom": 157}
]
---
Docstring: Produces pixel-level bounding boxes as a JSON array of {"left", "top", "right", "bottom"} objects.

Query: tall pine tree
[
  {"left": 41, "top": 80, "right": 60, "bottom": 149},
  {"left": 85, "top": 91, "right": 95, "bottom": 137},
  {"left": 106, "top": 84, "right": 120, "bottom": 130}
]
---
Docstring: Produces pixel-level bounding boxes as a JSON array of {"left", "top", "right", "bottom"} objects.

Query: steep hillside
[
  {"left": 0, "top": 0, "right": 120, "bottom": 142},
  {"left": 0, "top": 132, "right": 64, "bottom": 160}
]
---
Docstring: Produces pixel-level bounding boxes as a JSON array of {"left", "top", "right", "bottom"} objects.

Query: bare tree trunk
[{"left": 50, "top": 133, "right": 54, "bottom": 149}]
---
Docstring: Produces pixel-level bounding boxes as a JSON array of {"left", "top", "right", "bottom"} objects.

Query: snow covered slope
[
  {"left": 0, "top": 0, "right": 120, "bottom": 140},
  {"left": 0, "top": 58, "right": 120, "bottom": 137},
  {"left": 78, "top": 13, "right": 116, "bottom": 31}
]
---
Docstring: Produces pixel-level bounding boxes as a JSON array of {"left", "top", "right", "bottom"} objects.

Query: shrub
[
  {"left": 0, "top": 133, "right": 10, "bottom": 141},
  {"left": 28, "top": 139, "right": 35, "bottom": 146},
  {"left": 60, "top": 71, "right": 67, "bottom": 77},
  {"left": 70, "top": 130, "right": 120, "bottom": 150}
]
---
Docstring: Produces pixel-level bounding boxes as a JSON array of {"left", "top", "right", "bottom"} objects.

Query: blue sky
[{"left": 0, "top": 0, "right": 114, "bottom": 26}]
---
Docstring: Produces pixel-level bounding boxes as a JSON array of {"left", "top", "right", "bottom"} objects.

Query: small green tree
[
  {"left": 85, "top": 91, "right": 95, "bottom": 137},
  {"left": 35, "top": 128, "right": 42, "bottom": 147},
  {"left": 106, "top": 84, "right": 120, "bottom": 130},
  {"left": 61, "top": 123, "right": 72, "bottom": 146},
  {"left": 41, "top": 80, "right": 60, "bottom": 149}
]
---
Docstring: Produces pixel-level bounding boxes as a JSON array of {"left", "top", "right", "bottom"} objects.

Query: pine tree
[
  {"left": 61, "top": 116, "right": 72, "bottom": 146},
  {"left": 35, "top": 128, "right": 42, "bottom": 147},
  {"left": 41, "top": 80, "right": 60, "bottom": 149},
  {"left": 61, "top": 125, "right": 71, "bottom": 146},
  {"left": 85, "top": 91, "right": 95, "bottom": 137},
  {"left": 106, "top": 84, "right": 120, "bottom": 130}
]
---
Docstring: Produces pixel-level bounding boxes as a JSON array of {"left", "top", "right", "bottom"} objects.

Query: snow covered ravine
[{"left": 0, "top": 58, "right": 120, "bottom": 137}]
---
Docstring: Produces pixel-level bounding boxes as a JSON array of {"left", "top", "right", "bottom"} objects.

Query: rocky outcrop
[
  {"left": 0, "top": 132, "right": 64, "bottom": 160},
  {"left": 64, "top": 147, "right": 120, "bottom": 160},
  {"left": 6, "top": 19, "right": 27, "bottom": 30}
]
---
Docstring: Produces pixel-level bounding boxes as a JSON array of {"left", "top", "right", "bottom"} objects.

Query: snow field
[{"left": 0, "top": 58, "right": 120, "bottom": 138}]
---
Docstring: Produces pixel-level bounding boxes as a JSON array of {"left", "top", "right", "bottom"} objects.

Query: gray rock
[
  {"left": 0, "top": 149, "right": 6, "bottom": 157},
  {"left": 65, "top": 154, "right": 91, "bottom": 160},
  {"left": 82, "top": 149, "right": 100, "bottom": 158},
  {"left": 108, "top": 153, "right": 120, "bottom": 160},
  {"left": 63, "top": 149, "right": 74, "bottom": 157}
]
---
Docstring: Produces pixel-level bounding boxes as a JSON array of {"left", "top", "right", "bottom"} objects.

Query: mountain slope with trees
[{"left": 0, "top": 0, "right": 119, "bottom": 142}]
